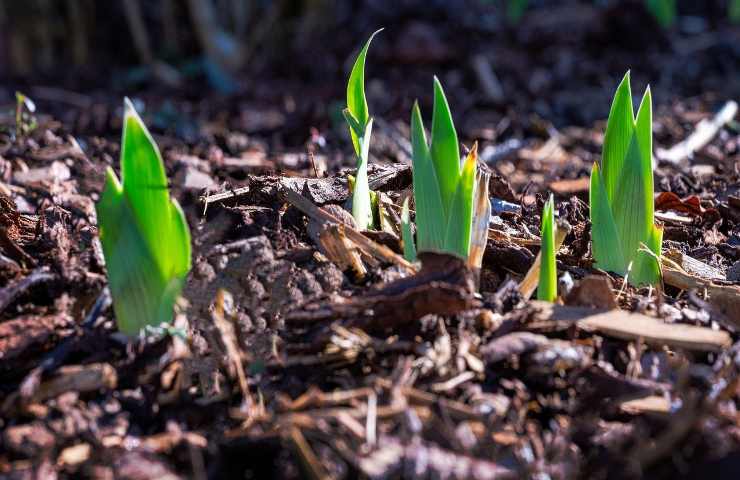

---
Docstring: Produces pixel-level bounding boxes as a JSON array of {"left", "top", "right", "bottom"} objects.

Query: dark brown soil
[{"left": 1, "top": 1, "right": 740, "bottom": 479}]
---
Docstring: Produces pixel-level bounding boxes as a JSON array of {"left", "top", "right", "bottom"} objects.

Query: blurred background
[{"left": 0, "top": 0, "right": 738, "bottom": 164}]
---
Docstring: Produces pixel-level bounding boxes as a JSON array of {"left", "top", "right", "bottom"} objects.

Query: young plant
[
  {"left": 646, "top": 0, "right": 676, "bottom": 28},
  {"left": 537, "top": 195, "right": 557, "bottom": 302},
  {"left": 590, "top": 72, "right": 662, "bottom": 287},
  {"left": 15, "top": 92, "right": 37, "bottom": 136},
  {"left": 96, "top": 98, "right": 191, "bottom": 335},
  {"left": 731, "top": 0, "right": 740, "bottom": 23},
  {"left": 409, "top": 77, "right": 477, "bottom": 260},
  {"left": 507, "top": 0, "right": 529, "bottom": 23},
  {"left": 344, "top": 29, "right": 382, "bottom": 230}
]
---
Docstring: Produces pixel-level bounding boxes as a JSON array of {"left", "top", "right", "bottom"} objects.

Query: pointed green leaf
[
  {"left": 590, "top": 162, "right": 626, "bottom": 273},
  {"left": 96, "top": 99, "right": 191, "bottom": 335},
  {"left": 346, "top": 29, "right": 382, "bottom": 155},
  {"left": 352, "top": 119, "right": 374, "bottom": 230},
  {"left": 411, "top": 101, "right": 445, "bottom": 252},
  {"left": 430, "top": 77, "right": 460, "bottom": 213},
  {"left": 401, "top": 196, "right": 417, "bottom": 262},
  {"left": 602, "top": 72, "right": 635, "bottom": 203},
  {"left": 635, "top": 87, "right": 654, "bottom": 224},
  {"left": 537, "top": 195, "right": 557, "bottom": 302},
  {"left": 612, "top": 135, "right": 652, "bottom": 280},
  {"left": 443, "top": 148, "right": 476, "bottom": 259}
]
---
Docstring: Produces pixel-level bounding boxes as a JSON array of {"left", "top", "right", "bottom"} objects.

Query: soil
[{"left": 1, "top": 1, "right": 740, "bottom": 479}]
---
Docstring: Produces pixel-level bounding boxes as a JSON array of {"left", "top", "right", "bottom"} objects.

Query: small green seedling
[
  {"left": 409, "top": 77, "right": 477, "bottom": 260},
  {"left": 590, "top": 72, "right": 662, "bottom": 287},
  {"left": 645, "top": 0, "right": 676, "bottom": 28},
  {"left": 96, "top": 98, "right": 191, "bottom": 335},
  {"left": 507, "top": 0, "right": 529, "bottom": 23},
  {"left": 731, "top": 0, "right": 740, "bottom": 23},
  {"left": 344, "top": 29, "right": 382, "bottom": 230},
  {"left": 15, "top": 92, "right": 37, "bottom": 136},
  {"left": 537, "top": 195, "right": 557, "bottom": 302}
]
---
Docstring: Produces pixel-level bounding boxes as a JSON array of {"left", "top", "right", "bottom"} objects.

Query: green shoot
[
  {"left": 507, "top": 0, "right": 529, "bottom": 23},
  {"left": 731, "top": 0, "right": 740, "bottom": 23},
  {"left": 589, "top": 72, "right": 662, "bottom": 287},
  {"left": 344, "top": 29, "right": 382, "bottom": 230},
  {"left": 645, "top": 0, "right": 676, "bottom": 28},
  {"left": 537, "top": 195, "right": 557, "bottom": 302},
  {"left": 15, "top": 92, "right": 37, "bottom": 136},
  {"left": 409, "top": 78, "right": 477, "bottom": 260},
  {"left": 96, "top": 98, "right": 191, "bottom": 335}
]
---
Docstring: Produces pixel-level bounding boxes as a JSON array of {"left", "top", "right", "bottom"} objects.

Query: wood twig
[{"left": 656, "top": 100, "right": 738, "bottom": 164}]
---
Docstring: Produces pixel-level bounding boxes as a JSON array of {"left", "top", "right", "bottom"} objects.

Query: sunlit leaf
[
  {"left": 96, "top": 98, "right": 191, "bottom": 335},
  {"left": 346, "top": 28, "right": 382, "bottom": 156},
  {"left": 589, "top": 162, "right": 626, "bottom": 274},
  {"left": 443, "top": 146, "right": 476, "bottom": 259},
  {"left": 345, "top": 30, "right": 382, "bottom": 230},
  {"left": 537, "top": 195, "right": 557, "bottom": 302},
  {"left": 602, "top": 71, "right": 635, "bottom": 204},
  {"left": 411, "top": 101, "right": 445, "bottom": 252},
  {"left": 430, "top": 76, "right": 460, "bottom": 214}
]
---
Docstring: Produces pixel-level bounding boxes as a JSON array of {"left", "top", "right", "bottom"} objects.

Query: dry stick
[
  {"left": 656, "top": 100, "right": 738, "bottom": 164},
  {"left": 122, "top": 0, "right": 154, "bottom": 65},
  {"left": 661, "top": 254, "right": 740, "bottom": 329},
  {"left": 281, "top": 188, "right": 416, "bottom": 274},
  {"left": 185, "top": 0, "right": 244, "bottom": 70},
  {"left": 122, "top": 0, "right": 181, "bottom": 87},
  {"left": 202, "top": 186, "right": 251, "bottom": 210},
  {"left": 470, "top": 55, "right": 505, "bottom": 104},
  {"left": 518, "top": 221, "right": 571, "bottom": 300},
  {"left": 287, "top": 427, "right": 330, "bottom": 480},
  {"left": 211, "top": 289, "right": 252, "bottom": 405}
]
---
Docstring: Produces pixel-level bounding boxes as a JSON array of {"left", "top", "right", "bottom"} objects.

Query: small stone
[{"left": 175, "top": 165, "right": 216, "bottom": 191}]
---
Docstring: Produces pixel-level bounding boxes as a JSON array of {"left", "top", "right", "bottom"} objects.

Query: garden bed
[{"left": 1, "top": 2, "right": 740, "bottom": 479}]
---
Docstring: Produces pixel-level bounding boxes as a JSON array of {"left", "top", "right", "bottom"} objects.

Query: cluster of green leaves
[
  {"left": 590, "top": 72, "right": 662, "bottom": 287},
  {"left": 344, "top": 29, "right": 382, "bottom": 230},
  {"left": 409, "top": 78, "right": 477, "bottom": 260},
  {"left": 537, "top": 195, "right": 557, "bottom": 302},
  {"left": 96, "top": 99, "right": 191, "bottom": 335}
]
